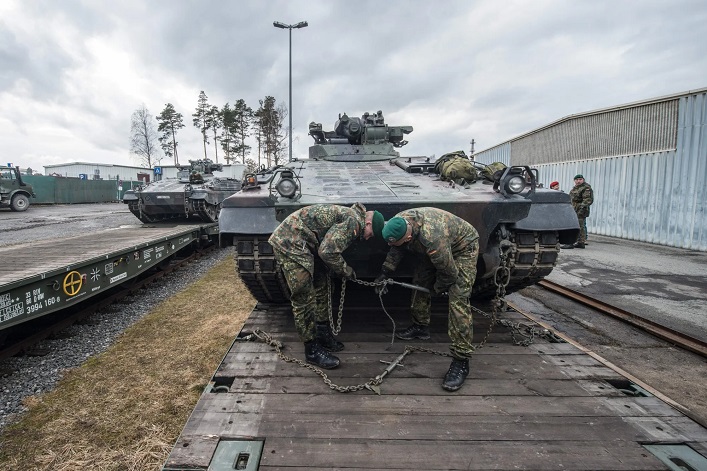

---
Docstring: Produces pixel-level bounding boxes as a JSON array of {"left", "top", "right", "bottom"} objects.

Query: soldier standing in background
[
  {"left": 375, "top": 207, "right": 479, "bottom": 391},
  {"left": 269, "top": 203, "right": 384, "bottom": 369},
  {"left": 561, "top": 174, "right": 594, "bottom": 249}
]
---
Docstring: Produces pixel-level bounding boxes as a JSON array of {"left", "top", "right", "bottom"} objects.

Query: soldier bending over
[
  {"left": 376, "top": 207, "right": 479, "bottom": 391},
  {"left": 268, "top": 204, "right": 384, "bottom": 369}
]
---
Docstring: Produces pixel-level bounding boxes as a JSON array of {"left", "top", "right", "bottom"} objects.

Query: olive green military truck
[{"left": 0, "top": 167, "right": 36, "bottom": 211}]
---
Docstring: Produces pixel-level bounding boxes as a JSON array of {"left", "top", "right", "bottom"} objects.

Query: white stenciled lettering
[{"left": 110, "top": 272, "right": 128, "bottom": 284}]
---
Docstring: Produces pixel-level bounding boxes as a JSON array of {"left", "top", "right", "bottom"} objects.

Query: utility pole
[{"left": 273, "top": 20, "right": 308, "bottom": 162}]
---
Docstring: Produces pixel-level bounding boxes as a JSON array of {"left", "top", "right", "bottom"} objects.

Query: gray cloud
[{"left": 0, "top": 0, "right": 705, "bottom": 172}]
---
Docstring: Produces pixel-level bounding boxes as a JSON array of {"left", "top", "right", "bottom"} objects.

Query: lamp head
[{"left": 273, "top": 21, "right": 288, "bottom": 29}]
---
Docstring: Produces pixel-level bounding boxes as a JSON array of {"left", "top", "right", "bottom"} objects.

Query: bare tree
[
  {"left": 129, "top": 104, "right": 162, "bottom": 168},
  {"left": 272, "top": 101, "right": 289, "bottom": 165}
]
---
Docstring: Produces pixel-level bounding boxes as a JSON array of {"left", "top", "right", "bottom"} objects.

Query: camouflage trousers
[
  {"left": 409, "top": 240, "right": 479, "bottom": 359},
  {"left": 272, "top": 247, "right": 330, "bottom": 343},
  {"left": 578, "top": 217, "right": 587, "bottom": 243}
]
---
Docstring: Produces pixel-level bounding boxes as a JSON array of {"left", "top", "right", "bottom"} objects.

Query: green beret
[
  {"left": 574, "top": 174, "right": 584, "bottom": 180},
  {"left": 382, "top": 217, "right": 408, "bottom": 243},
  {"left": 371, "top": 210, "right": 384, "bottom": 239}
]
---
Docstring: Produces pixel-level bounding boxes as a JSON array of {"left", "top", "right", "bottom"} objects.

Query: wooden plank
[
  {"left": 256, "top": 437, "right": 666, "bottom": 470},
  {"left": 180, "top": 412, "right": 671, "bottom": 442},
  {"left": 226, "top": 377, "right": 621, "bottom": 397},
  {"left": 231, "top": 339, "right": 585, "bottom": 355},
  {"left": 216, "top": 351, "right": 623, "bottom": 381},
  {"left": 195, "top": 393, "right": 683, "bottom": 418}
]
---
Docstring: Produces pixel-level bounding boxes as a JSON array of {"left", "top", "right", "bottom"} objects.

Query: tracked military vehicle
[
  {"left": 123, "top": 158, "right": 241, "bottom": 223},
  {"left": 219, "top": 111, "right": 579, "bottom": 303}
]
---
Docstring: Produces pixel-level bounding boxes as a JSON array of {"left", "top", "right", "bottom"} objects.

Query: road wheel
[{"left": 10, "top": 194, "right": 29, "bottom": 211}]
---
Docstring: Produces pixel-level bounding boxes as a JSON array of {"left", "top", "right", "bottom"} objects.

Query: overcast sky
[{"left": 1, "top": 0, "right": 705, "bottom": 173}]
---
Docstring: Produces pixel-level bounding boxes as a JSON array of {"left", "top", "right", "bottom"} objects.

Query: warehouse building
[{"left": 472, "top": 88, "right": 707, "bottom": 251}]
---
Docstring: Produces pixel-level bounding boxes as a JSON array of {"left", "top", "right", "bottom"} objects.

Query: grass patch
[{"left": 0, "top": 254, "right": 255, "bottom": 471}]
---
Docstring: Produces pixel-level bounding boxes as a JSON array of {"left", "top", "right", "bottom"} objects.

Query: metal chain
[{"left": 326, "top": 274, "right": 345, "bottom": 335}]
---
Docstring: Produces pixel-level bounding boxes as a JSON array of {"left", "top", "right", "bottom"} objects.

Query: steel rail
[{"left": 537, "top": 279, "right": 707, "bottom": 358}]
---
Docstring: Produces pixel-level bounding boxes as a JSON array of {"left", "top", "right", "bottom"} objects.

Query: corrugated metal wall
[
  {"left": 531, "top": 91, "right": 706, "bottom": 251},
  {"left": 511, "top": 100, "right": 679, "bottom": 165}
]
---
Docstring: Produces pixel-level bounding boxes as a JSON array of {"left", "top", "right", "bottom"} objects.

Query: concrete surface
[{"left": 547, "top": 234, "right": 707, "bottom": 343}]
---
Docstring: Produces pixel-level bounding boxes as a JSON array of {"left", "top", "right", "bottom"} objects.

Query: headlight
[
  {"left": 506, "top": 176, "right": 525, "bottom": 194},
  {"left": 276, "top": 177, "right": 297, "bottom": 198}
]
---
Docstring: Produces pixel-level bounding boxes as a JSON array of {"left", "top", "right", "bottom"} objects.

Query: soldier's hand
[
  {"left": 344, "top": 266, "right": 357, "bottom": 280},
  {"left": 433, "top": 281, "right": 453, "bottom": 296},
  {"left": 374, "top": 273, "right": 389, "bottom": 295}
]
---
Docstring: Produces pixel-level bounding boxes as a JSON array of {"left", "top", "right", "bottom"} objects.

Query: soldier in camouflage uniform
[
  {"left": 561, "top": 174, "right": 594, "bottom": 249},
  {"left": 269, "top": 203, "right": 384, "bottom": 369},
  {"left": 375, "top": 207, "right": 479, "bottom": 391}
]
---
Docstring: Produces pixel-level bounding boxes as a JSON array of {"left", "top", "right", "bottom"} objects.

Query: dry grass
[{"left": 0, "top": 254, "right": 255, "bottom": 471}]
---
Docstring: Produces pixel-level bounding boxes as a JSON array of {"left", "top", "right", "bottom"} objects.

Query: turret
[{"left": 308, "top": 111, "right": 413, "bottom": 161}]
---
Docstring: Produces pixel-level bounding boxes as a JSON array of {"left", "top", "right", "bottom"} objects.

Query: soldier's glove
[
  {"left": 343, "top": 266, "right": 357, "bottom": 280},
  {"left": 374, "top": 273, "right": 389, "bottom": 295}
]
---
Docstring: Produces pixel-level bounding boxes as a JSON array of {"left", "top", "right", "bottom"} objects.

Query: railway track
[
  {"left": 0, "top": 244, "right": 217, "bottom": 362},
  {"left": 536, "top": 279, "right": 707, "bottom": 358}
]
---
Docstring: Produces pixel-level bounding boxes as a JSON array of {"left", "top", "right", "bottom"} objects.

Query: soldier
[
  {"left": 561, "top": 174, "right": 594, "bottom": 249},
  {"left": 268, "top": 203, "right": 384, "bottom": 369},
  {"left": 375, "top": 208, "right": 479, "bottom": 391}
]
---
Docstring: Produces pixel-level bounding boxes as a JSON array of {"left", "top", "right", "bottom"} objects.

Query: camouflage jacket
[
  {"left": 382, "top": 208, "right": 479, "bottom": 287},
  {"left": 569, "top": 182, "right": 593, "bottom": 217},
  {"left": 268, "top": 203, "right": 366, "bottom": 277}
]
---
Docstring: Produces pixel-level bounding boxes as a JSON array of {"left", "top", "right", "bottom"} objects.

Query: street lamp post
[{"left": 273, "top": 20, "right": 308, "bottom": 163}]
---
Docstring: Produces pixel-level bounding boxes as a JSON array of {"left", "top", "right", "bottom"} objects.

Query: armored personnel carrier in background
[
  {"left": 219, "top": 110, "right": 579, "bottom": 303},
  {"left": 123, "top": 158, "right": 241, "bottom": 223}
]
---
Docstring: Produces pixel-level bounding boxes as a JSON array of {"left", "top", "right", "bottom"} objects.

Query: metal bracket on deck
[
  {"left": 643, "top": 444, "right": 707, "bottom": 471},
  {"left": 208, "top": 439, "right": 264, "bottom": 471}
]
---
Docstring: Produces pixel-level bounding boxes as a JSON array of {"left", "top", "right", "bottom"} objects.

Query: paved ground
[
  {"left": 0, "top": 203, "right": 138, "bottom": 247},
  {"left": 547, "top": 234, "right": 707, "bottom": 342}
]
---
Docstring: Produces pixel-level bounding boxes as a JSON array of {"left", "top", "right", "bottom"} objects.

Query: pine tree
[
  {"left": 206, "top": 105, "right": 221, "bottom": 163},
  {"left": 233, "top": 99, "right": 254, "bottom": 164},
  {"left": 156, "top": 103, "right": 185, "bottom": 166},
  {"left": 193, "top": 91, "right": 210, "bottom": 160}
]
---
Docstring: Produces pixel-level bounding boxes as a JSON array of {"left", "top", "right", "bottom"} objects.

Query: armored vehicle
[
  {"left": 123, "top": 158, "right": 241, "bottom": 223},
  {"left": 0, "top": 167, "right": 35, "bottom": 212},
  {"left": 219, "top": 111, "right": 579, "bottom": 303}
]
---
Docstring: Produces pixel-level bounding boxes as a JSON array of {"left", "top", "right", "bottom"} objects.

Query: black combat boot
[
  {"left": 315, "top": 322, "right": 345, "bottom": 352},
  {"left": 395, "top": 323, "right": 431, "bottom": 340},
  {"left": 574, "top": 242, "right": 585, "bottom": 249},
  {"left": 560, "top": 243, "right": 575, "bottom": 249},
  {"left": 442, "top": 358, "right": 470, "bottom": 391},
  {"left": 304, "top": 341, "right": 340, "bottom": 369}
]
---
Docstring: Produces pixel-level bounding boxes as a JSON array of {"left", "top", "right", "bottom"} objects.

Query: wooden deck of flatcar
[
  {"left": 164, "top": 293, "right": 707, "bottom": 471},
  {"left": 1, "top": 222, "right": 217, "bottom": 330},
  {"left": 0, "top": 223, "right": 212, "bottom": 287}
]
